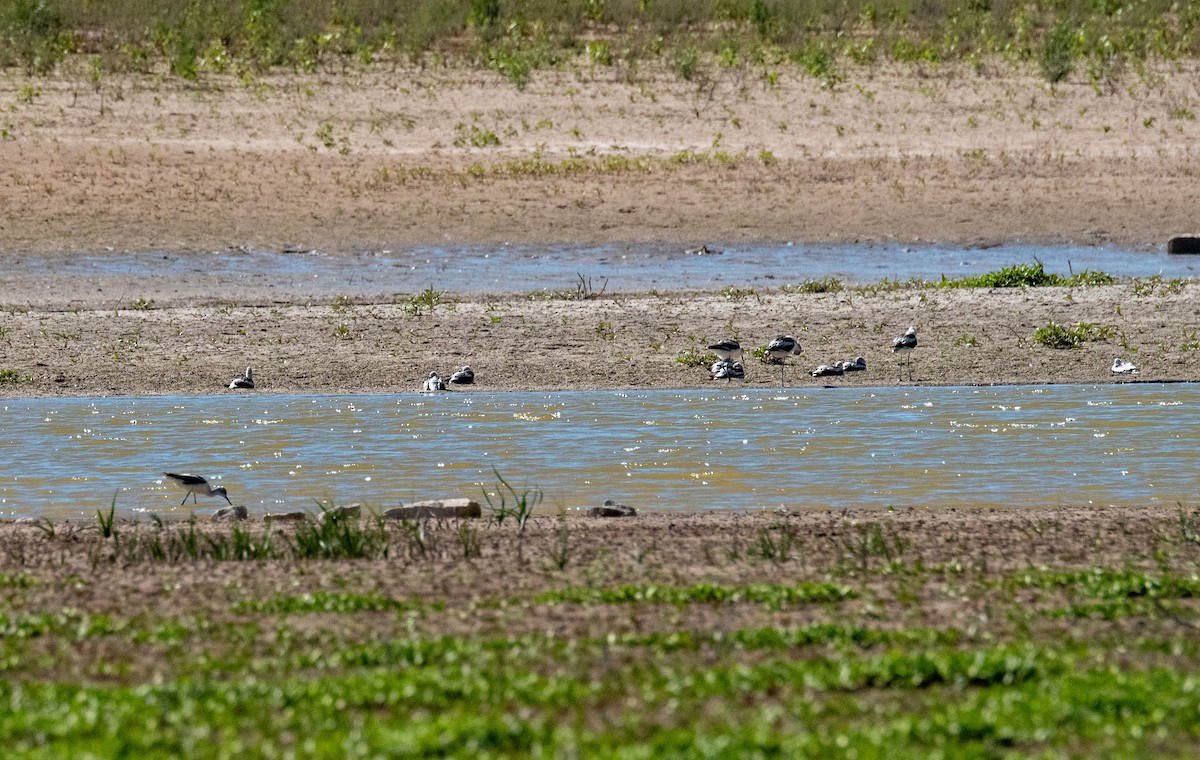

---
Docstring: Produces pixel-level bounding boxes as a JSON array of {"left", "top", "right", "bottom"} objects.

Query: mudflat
[{"left": 0, "top": 61, "right": 1197, "bottom": 395}]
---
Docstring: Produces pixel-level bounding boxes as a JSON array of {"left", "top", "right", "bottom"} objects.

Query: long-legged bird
[{"left": 163, "top": 472, "right": 232, "bottom": 506}]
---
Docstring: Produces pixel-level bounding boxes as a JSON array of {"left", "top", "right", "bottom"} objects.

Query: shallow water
[
  {"left": 2, "top": 384, "right": 1197, "bottom": 519},
  {"left": 4, "top": 244, "right": 1195, "bottom": 302}
]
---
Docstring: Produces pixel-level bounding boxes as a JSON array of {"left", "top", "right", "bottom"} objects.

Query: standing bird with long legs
[
  {"left": 163, "top": 472, "right": 232, "bottom": 506},
  {"left": 706, "top": 339, "right": 743, "bottom": 363},
  {"left": 765, "top": 335, "right": 802, "bottom": 386},
  {"left": 892, "top": 326, "right": 918, "bottom": 381}
]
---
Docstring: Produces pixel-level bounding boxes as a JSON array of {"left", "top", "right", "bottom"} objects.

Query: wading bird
[
  {"left": 707, "top": 339, "right": 744, "bottom": 363},
  {"left": 765, "top": 335, "right": 802, "bottom": 386},
  {"left": 892, "top": 326, "right": 918, "bottom": 381},
  {"left": 163, "top": 472, "right": 232, "bottom": 506}
]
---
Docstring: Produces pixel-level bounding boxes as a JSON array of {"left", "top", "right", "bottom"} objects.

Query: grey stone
[
  {"left": 318, "top": 504, "right": 361, "bottom": 524},
  {"left": 588, "top": 499, "right": 637, "bottom": 518},
  {"left": 212, "top": 505, "right": 249, "bottom": 522},
  {"left": 384, "top": 498, "right": 481, "bottom": 520},
  {"left": 263, "top": 511, "right": 308, "bottom": 523}
]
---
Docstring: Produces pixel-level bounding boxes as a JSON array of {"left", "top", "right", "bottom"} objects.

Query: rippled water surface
[
  {"left": 2, "top": 384, "right": 1198, "bottom": 519},
  {"left": 5, "top": 244, "right": 1196, "bottom": 300}
]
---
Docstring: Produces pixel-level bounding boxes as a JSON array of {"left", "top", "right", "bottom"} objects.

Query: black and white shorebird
[
  {"left": 765, "top": 335, "right": 803, "bottom": 386},
  {"left": 449, "top": 366, "right": 475, "bottom": 385},
  {"left": 841, "top": 356, "right": 867, "bottom": 372},
  {"left": 892, "top": 326, "right": 918, "bottom": 381},
  {"left": 707, "top": 339, "right": 744, "bottom": 363},
  {"left": 810, "top": 363, "right": 845, "bottom": 378},
  {"left": 423, "top": 371, "right": 446, "bottom": 392},
  {"left": 1111, "top": 357, "right": 1139, "bottom": 375},
  {"left": 163, "top": 472, "right": 232, "bottom": 506},
  {"left": 228, "top": 366, "right": 254, "bottom": 389},
  {"left": 711, "top": 359, "right": 745, "bottom": 381}
]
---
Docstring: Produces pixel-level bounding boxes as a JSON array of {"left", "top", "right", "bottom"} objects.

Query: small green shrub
[
  {"left": 786, "top": 277, "right": 844, "bottom": 294},
  {"left": 941, "top": 263, "right": 1114, "bottom": 289},
  {"left": 675, "top": 347, "right": 717, "bottom": 368},
  {"left": 1034, "top": 321, "right": 1115, "bottom": 349},
  {"left": 1040, "top": 22, "right": 1078, "bottom": 83}
]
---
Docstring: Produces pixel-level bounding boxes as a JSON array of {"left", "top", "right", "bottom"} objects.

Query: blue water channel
[
  {"left": 2, "top": 384, "right": 1197, "bottom": 520},
  {"left": 5, "top": 243, "right": 1196, "bottom": 300}
]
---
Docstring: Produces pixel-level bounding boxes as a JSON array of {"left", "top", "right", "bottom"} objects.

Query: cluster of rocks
[{"left": 212, "top": 497, "right": 638, "bottom": 522}]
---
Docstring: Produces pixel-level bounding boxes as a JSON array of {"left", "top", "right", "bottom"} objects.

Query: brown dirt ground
[
  {"left": 0, "top": 506, "right": 1193, "bottom": 649},
  {"left": 0, "top": 59, "right": 1198, "bottom": 396}
]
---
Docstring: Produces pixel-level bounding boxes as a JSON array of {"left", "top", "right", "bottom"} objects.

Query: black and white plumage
[
  {"left": 423, "top": 371, "right": 446, "bottom": 392},
  {"left": 449, "top": 366, "right": 475, "bottom": 385},
  {"left": 711, "top": 360, "right": 745, "bottom": 381},
  {"left": 228, "top": 366, "right": 254, "bottom": 389},
  {"left": 810, "top": 363, "right": 845, "bottom": 378},
  {"left": 1111, "top": 358, "right": 1139, "bottom": 375},
  {"left": 163, "top": 472, "right": 231, "bottom": 506},
  {"left": 841, "top": 356, "right": 867, "bottom": 372},
  {"left": 706, "top": 339, "right": 744, "bottom": 363},
  {"left": 892, "top": 326, "right": 918, "bottom": 380},
  {"left": 765, "top": 335, "right": 803, "bottom": 386},
  {"left": 766, "top": 335, "right": 802, "bottom": 362}
]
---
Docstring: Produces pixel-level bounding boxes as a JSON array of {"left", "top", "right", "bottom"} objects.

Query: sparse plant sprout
[
  {"left": 719, "top": 286, "right": 758, "bottom": 301},
  {"left": 1180, "top": 330, "right": 1199, "bottom": 352},
  {"left": 783, "top": 278, "right": 844, "bottom": 294},
  {"left": 594, "top": 319, "right": 615, "bottom": 340},
  {"left": 953, "top": 334, "right": 978, "bottom": 347},
  {"left": 548, "top": 514, "right": 571, "bottom": 570},
  {"left": 131, "top": 298, "right": 155, "bottom": 311},
  {"left": 484, "top": 468, "right": 541, "bottom": 533},
  {"left": 97, "top": 497, "right": 117, "bottom": 539},
  {"left": 675, "top": 346, "right": 717, "bottom": 368},
  {"left": 404, "top": 287, "right": 454, "bottom": 316}
]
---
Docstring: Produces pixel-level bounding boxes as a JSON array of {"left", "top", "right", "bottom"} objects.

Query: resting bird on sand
[
  {"left": 1111, "top": 358, "right": 1139, "bottom": 375},
  {"left": 711, "top": 360, "right": 745, "bottom": 381},
  {"left": 810, "top": 363, "right": 845, "bottom": 378},
  {"left": 228, "top": 366, "right": 254, "bottom": 389},
  {"left": 449, "top": 366, "right": 475, "bottom": 385},
  {"left": 423, "top": 371, "right": 446, "bottom": 391}
]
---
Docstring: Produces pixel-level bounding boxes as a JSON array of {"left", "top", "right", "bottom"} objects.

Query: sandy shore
[{"left": 1, "top": 60, "right": 1198, "bottom": 396}]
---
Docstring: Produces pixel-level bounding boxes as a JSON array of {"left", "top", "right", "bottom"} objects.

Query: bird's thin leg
[{"left": 180, "top": 493, "right": 189, "bottom": 506}]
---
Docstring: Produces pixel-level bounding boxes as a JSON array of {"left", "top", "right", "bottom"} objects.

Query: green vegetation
[
  {"left": 674, "top": 346, "right": 717, "bottom": 368},
  {"left": 1034, "top": 320, "right": 1116, "bottom": 348},
  {"left": 3, "top": 506, "right": 1200, "bottom": 756},
  {"left": 1, "top": 0, "right": 1197, "bottom": 83},
  {"left": 403, "top": 286, "right": 454, "bottom": 317},
  {"left": 535, "top": 581, "right": 856, "bottom": 609},
  {"left": 939, "top": 262, "right": 1116, "bottom": 289},
  {"left": 785, "top": 277, "right": 844, "bottom": 294}
]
